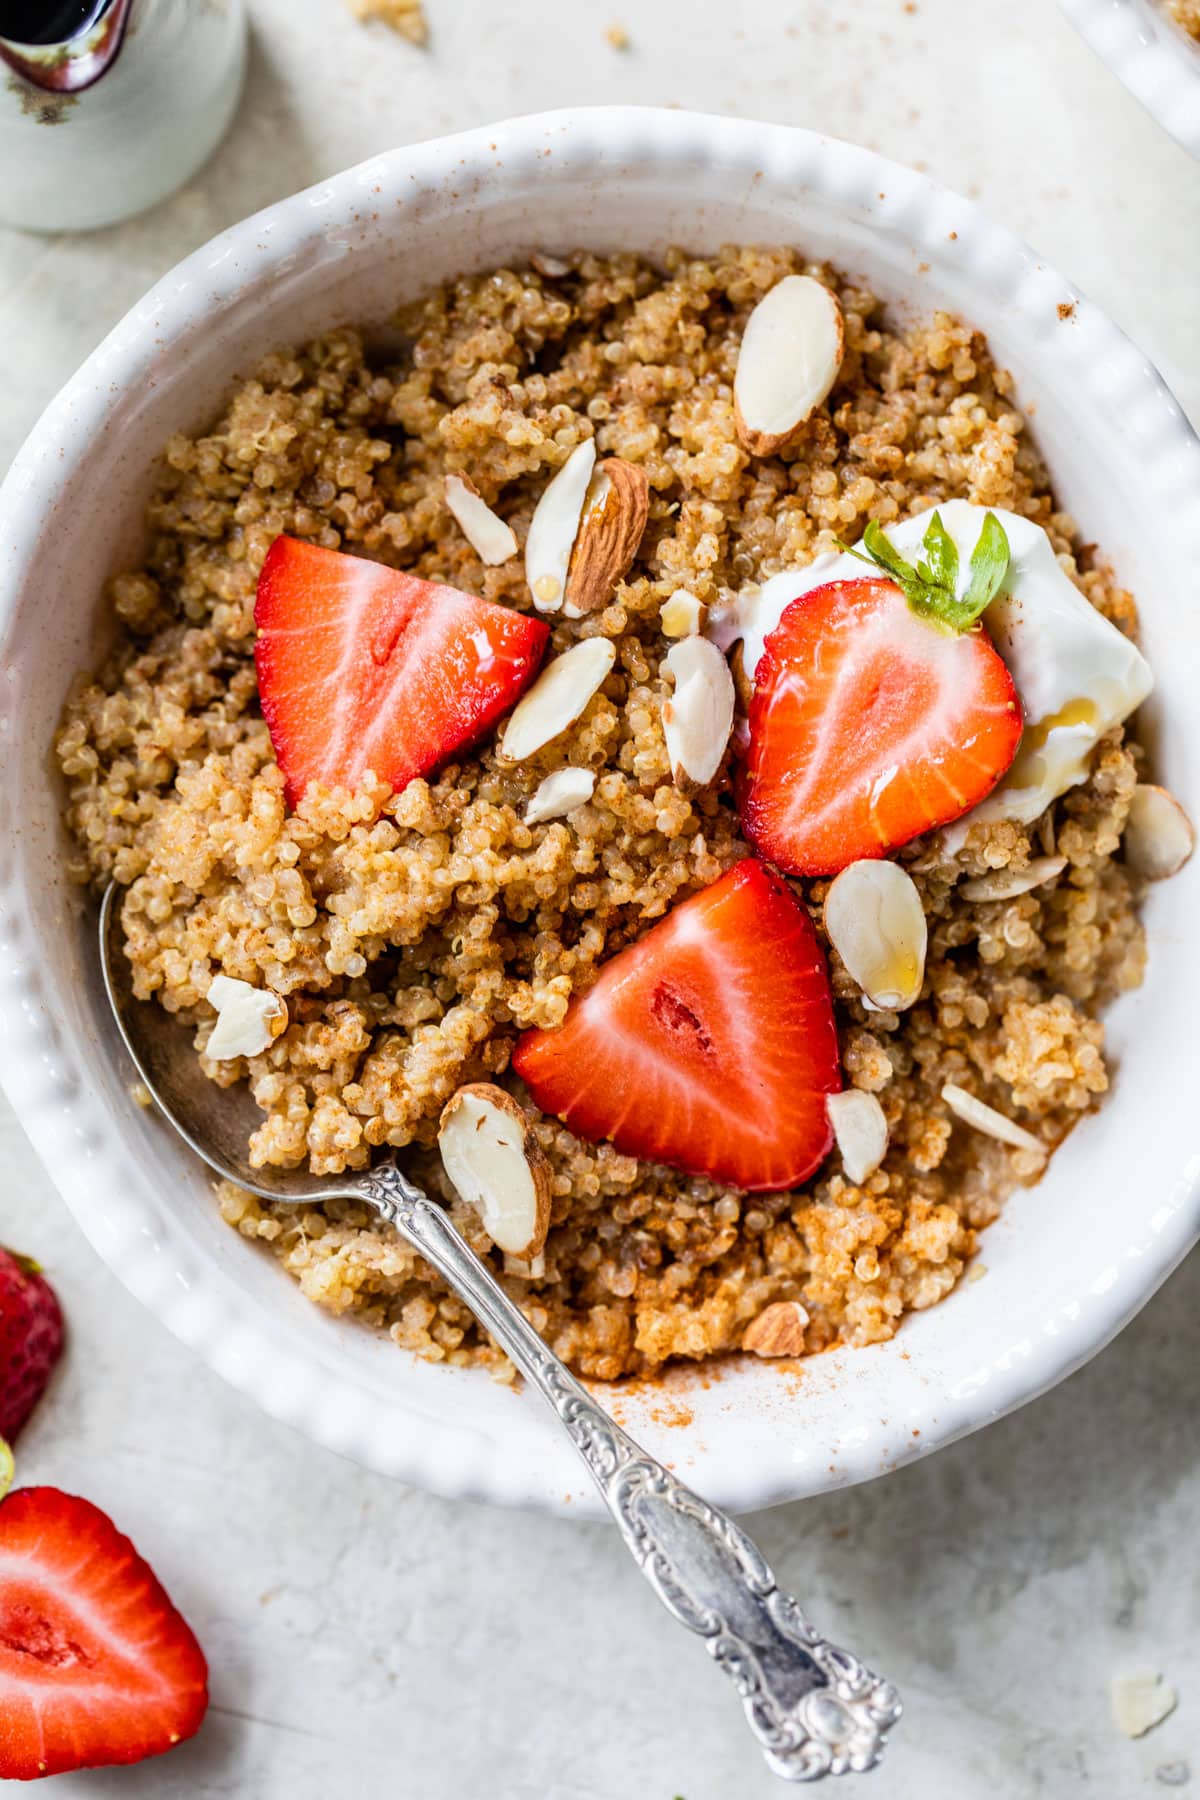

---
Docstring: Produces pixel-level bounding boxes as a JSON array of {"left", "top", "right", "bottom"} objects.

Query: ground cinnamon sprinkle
[{"left": 56, "top": 247, "right": 1148, "bottom": 1382}]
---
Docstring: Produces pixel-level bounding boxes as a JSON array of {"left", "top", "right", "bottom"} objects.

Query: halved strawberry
[
  {"left": 0, "top": 1251, "right": 63, "bottom": 1445},
  {"left": 0, "top": 1487, "right": 208, "bottom": 1780},
  {"left": 255, "top": 537, "right": 550, "bottom": 805},
  {"left": 512, "top": 859, "right": 841, "bottom": 1192},
  {"left": 740, "top": 576, "right": 1022, "bottom": 876}
]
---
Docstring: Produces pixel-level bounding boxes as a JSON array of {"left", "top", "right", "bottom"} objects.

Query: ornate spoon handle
[{"left": 359, "top": 1163, "right": 901, "bottom": 1782}]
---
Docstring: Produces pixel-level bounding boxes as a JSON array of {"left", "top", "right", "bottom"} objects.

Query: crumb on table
[{"left": 347, "top": 0, "right": 427, "bottom": 44}]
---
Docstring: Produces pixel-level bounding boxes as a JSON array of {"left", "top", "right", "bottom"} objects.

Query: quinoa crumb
[{"left": 57, "top": 247, "right": 1149, "bottom": 1382}]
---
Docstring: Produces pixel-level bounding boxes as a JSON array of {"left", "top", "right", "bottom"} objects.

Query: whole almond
[
  {"left": 564, "top": 458, "right": 650, "bottom": 617},
  {"left": 743, "top": 1300, "right": 810, "bottom": 1358}
]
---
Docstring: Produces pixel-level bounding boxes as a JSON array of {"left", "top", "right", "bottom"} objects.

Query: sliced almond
[
  {"left": 443, "top": 473, "right": 518, "bottom": 566},
  {"left": 205, "top": 975, "right": 287, "bottom": 1061},
  {"left": 438, "top": 1083, "right": 551, "bottom": 1259},
  {"left": 660, "top": 589, "right": 707, "bottom": 638},
  {"left": 1109, "top": 1671, "right": 1178, "bottom": 1739},
  {"left": 525, "top": 439, "right": 596, "bottom": 613},
  {"left": 1124, "top": 783, "right": 1195, "bottom": 881},
  {"left": 498, "top": 637, "right": 615, "bottom": 764},
  {"left": 529, "top": 251, "right": 570, "bottom": 279},
  {"left": 941, "top": 1084, "right": 1046, "bottom": 1158},
  {"left": 743, "top": 1300, "right": 809, "bottom": 1358},
  {"left": 826, "top": 1090, "right": 889, "bottom": 1185},
  {"left": 823, "top": 860, "right": 927, "bottom": 1011},
  {"left": 564, "top": 458, "right": 650, "bottom": 618},
  {"left": 961, "top": 856, "right": 1068, "bottom": 903},
  {"left": 503, "top": 1251, "right": 547, "bottom": 1279},
  {"left": 661, "top": 637, "right": 735, "bottom": 788},
  {"left": 734, "top": 275, "right": 845, "bottom": 456},
  {"left": 524, "top": 766, "right": 596, "bottom": 824}
]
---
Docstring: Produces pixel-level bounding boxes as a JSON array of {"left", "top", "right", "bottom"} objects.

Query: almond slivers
[
  {"left": 443, "top": 473, "right": 518, "bottom": 566},
  {"left": 1124, "top": 784, "right": 1195, "bottom": 881},
  {"left": 743, "top": 1300, "right": 809, "bottom": 1357},
  {"left": 661, "top": 637, "right": 735, "bottom": 788},
  {"left": 734, "top": 275, "right": 845, "bottom": 456},
  {"left": 498, "top": 637, "right": 615, "bottom": 764},
  {"left": 438, "top": 1083, "right": 551, "bottom": 1259},
  {"left": 524, "top": 440, "right": 596, "bottom": 613},
  {"left": 941, "top": 1084, "right": 1045, "bottom": 1158},
  {"left": 660, "top": 589, "right": 707, "bottom": 638},
  {"left": 823, "top": 860, "right": 927, "bottom": 1011},
  {"left": 524, "top": 766, "right": 596, "bottom": 824},
  {"left": 826, "top": 1089, "right": 889, "bottom": 1185},
  {"left": 205, "top": 975, "right": 287, "bottom": 1061},
  {"left": 961, "top": 856, "right": 1067, "bottom": 903}
]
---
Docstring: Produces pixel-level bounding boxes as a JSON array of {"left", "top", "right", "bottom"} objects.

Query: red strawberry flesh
[
  {"left": 512, "top": 859, "right": 841, "bottom": 1192},
  {"left": 255, "top": 536, "right": 550, "bottom": 806},
  {"left": 740, "top": 576, "right": 1023, "bottom": 876},
  {"left": 0, "top": 1251, "right": 63, "bottom": 1445},
  {"left": 0, "top": 1487, "right": 208, "bottom": 1780}
]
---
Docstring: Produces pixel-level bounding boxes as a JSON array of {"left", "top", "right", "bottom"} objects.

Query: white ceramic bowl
[
  {"left": 1, "top": 108, "right": 1197, "bottom": 1518},
  {"left": 1058, "top": 0, "right": 1200, "bottom": 158}
]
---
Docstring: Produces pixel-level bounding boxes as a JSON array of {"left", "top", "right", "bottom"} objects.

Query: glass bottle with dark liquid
[
  {"left": 0, "top": 2, "right": 111, "bottom": 47},
  {"left": 0, "top": 0, "right": 247, "bottom": 231}
]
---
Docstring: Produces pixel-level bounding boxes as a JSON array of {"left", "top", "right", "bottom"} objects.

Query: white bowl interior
[{"left": 1, "top": 111, "right": 1197, "bottom": 1514}]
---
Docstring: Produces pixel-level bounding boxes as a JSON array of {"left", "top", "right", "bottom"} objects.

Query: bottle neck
[{"left": 0, "top": 0, "right": 133, "bottom": 93}]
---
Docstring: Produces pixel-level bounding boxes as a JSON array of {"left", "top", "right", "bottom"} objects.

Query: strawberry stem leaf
[
  {"left": 836, "top": 511, "right": 1010, "bottom": 634},
  {"left": 0, "top": 1437, "right": 13, "bottom": 1505},
  {"left": 961, "top": 510, "right": 1011, "bottom": 619},
  {"left": 917, "top": 511, "right": 959, "bottom": 595}
]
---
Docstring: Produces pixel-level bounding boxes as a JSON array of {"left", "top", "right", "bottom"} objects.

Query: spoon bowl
[{"left": 100, "top": 882, "right": 347, "bottom": 1205}]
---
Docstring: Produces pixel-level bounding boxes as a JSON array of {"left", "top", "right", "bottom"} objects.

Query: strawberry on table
[
  {"left": 0, "top": 1486, "right": 208, "bottom": 1780},
  {"left": 0, "top": 1251, "right": 63, "bottom": 1446},
  {"left": 740, "top": 512, "right": 1023, "bottom": 876},
  {"left": 513, "top": 859, "right": 841, "bottom": 1192},
  {"left": 255, "top": 536, "right": 550, "bottom": 806}
]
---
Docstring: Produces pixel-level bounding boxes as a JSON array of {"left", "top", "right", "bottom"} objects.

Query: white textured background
[{"left": 2, "top": 1, "right": 1198, "bottom": 1795}]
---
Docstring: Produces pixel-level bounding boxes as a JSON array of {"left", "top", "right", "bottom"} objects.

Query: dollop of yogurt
[{"left": 707, "top": 500, "right": 1152, "bottom": 839}]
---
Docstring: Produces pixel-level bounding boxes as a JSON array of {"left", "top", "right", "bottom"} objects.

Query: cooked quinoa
[{"left": 57, "top": 247, "right": 1149, "bottom": 1382}]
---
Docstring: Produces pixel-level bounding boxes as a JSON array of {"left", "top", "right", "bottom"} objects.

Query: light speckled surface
[{"left": 1, "top": 0, "right": 1197, "bottom": 1792}]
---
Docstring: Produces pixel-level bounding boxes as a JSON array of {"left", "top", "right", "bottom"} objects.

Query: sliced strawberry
[
  {"left": 740, "top": 577, "right": 1022, "bottom": 876},
  {"left": 512, "top": 859, "right": 840, "bottom": 1192},
  {"left": 0, "top": 1251, "right": 63, "bottom": 1445},
  {"left": 0, "top": 1487, "right": 208, "bottom": 1780},
  {"left": 255, "top": 537, "right": 550, "bottom": 806}
]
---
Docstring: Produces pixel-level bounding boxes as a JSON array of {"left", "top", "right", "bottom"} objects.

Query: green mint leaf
[{"left": 960, "top": 511, "right": 1010, "bottom": 620}]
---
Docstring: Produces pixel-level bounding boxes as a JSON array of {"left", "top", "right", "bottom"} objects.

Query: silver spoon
[{"left": 99, "top": 881, "right": 900, "bottom": 1782}]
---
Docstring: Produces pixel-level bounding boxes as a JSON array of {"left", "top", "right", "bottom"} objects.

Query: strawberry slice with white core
[
  {"left": 742, "top": 584, "right": 1023, "bottom": 877},
  {"left": 740, "top": 513, "right": 1023, "bottom": 876},
  {"left": 254, "top": 537, "right": 550, "bottom": 805},
  {"left": 0, "top": 1487, "right": 208, "bottom": 1780},
  {"left": 512, "top": 859, "right": 841, "bottom": 1192}
]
